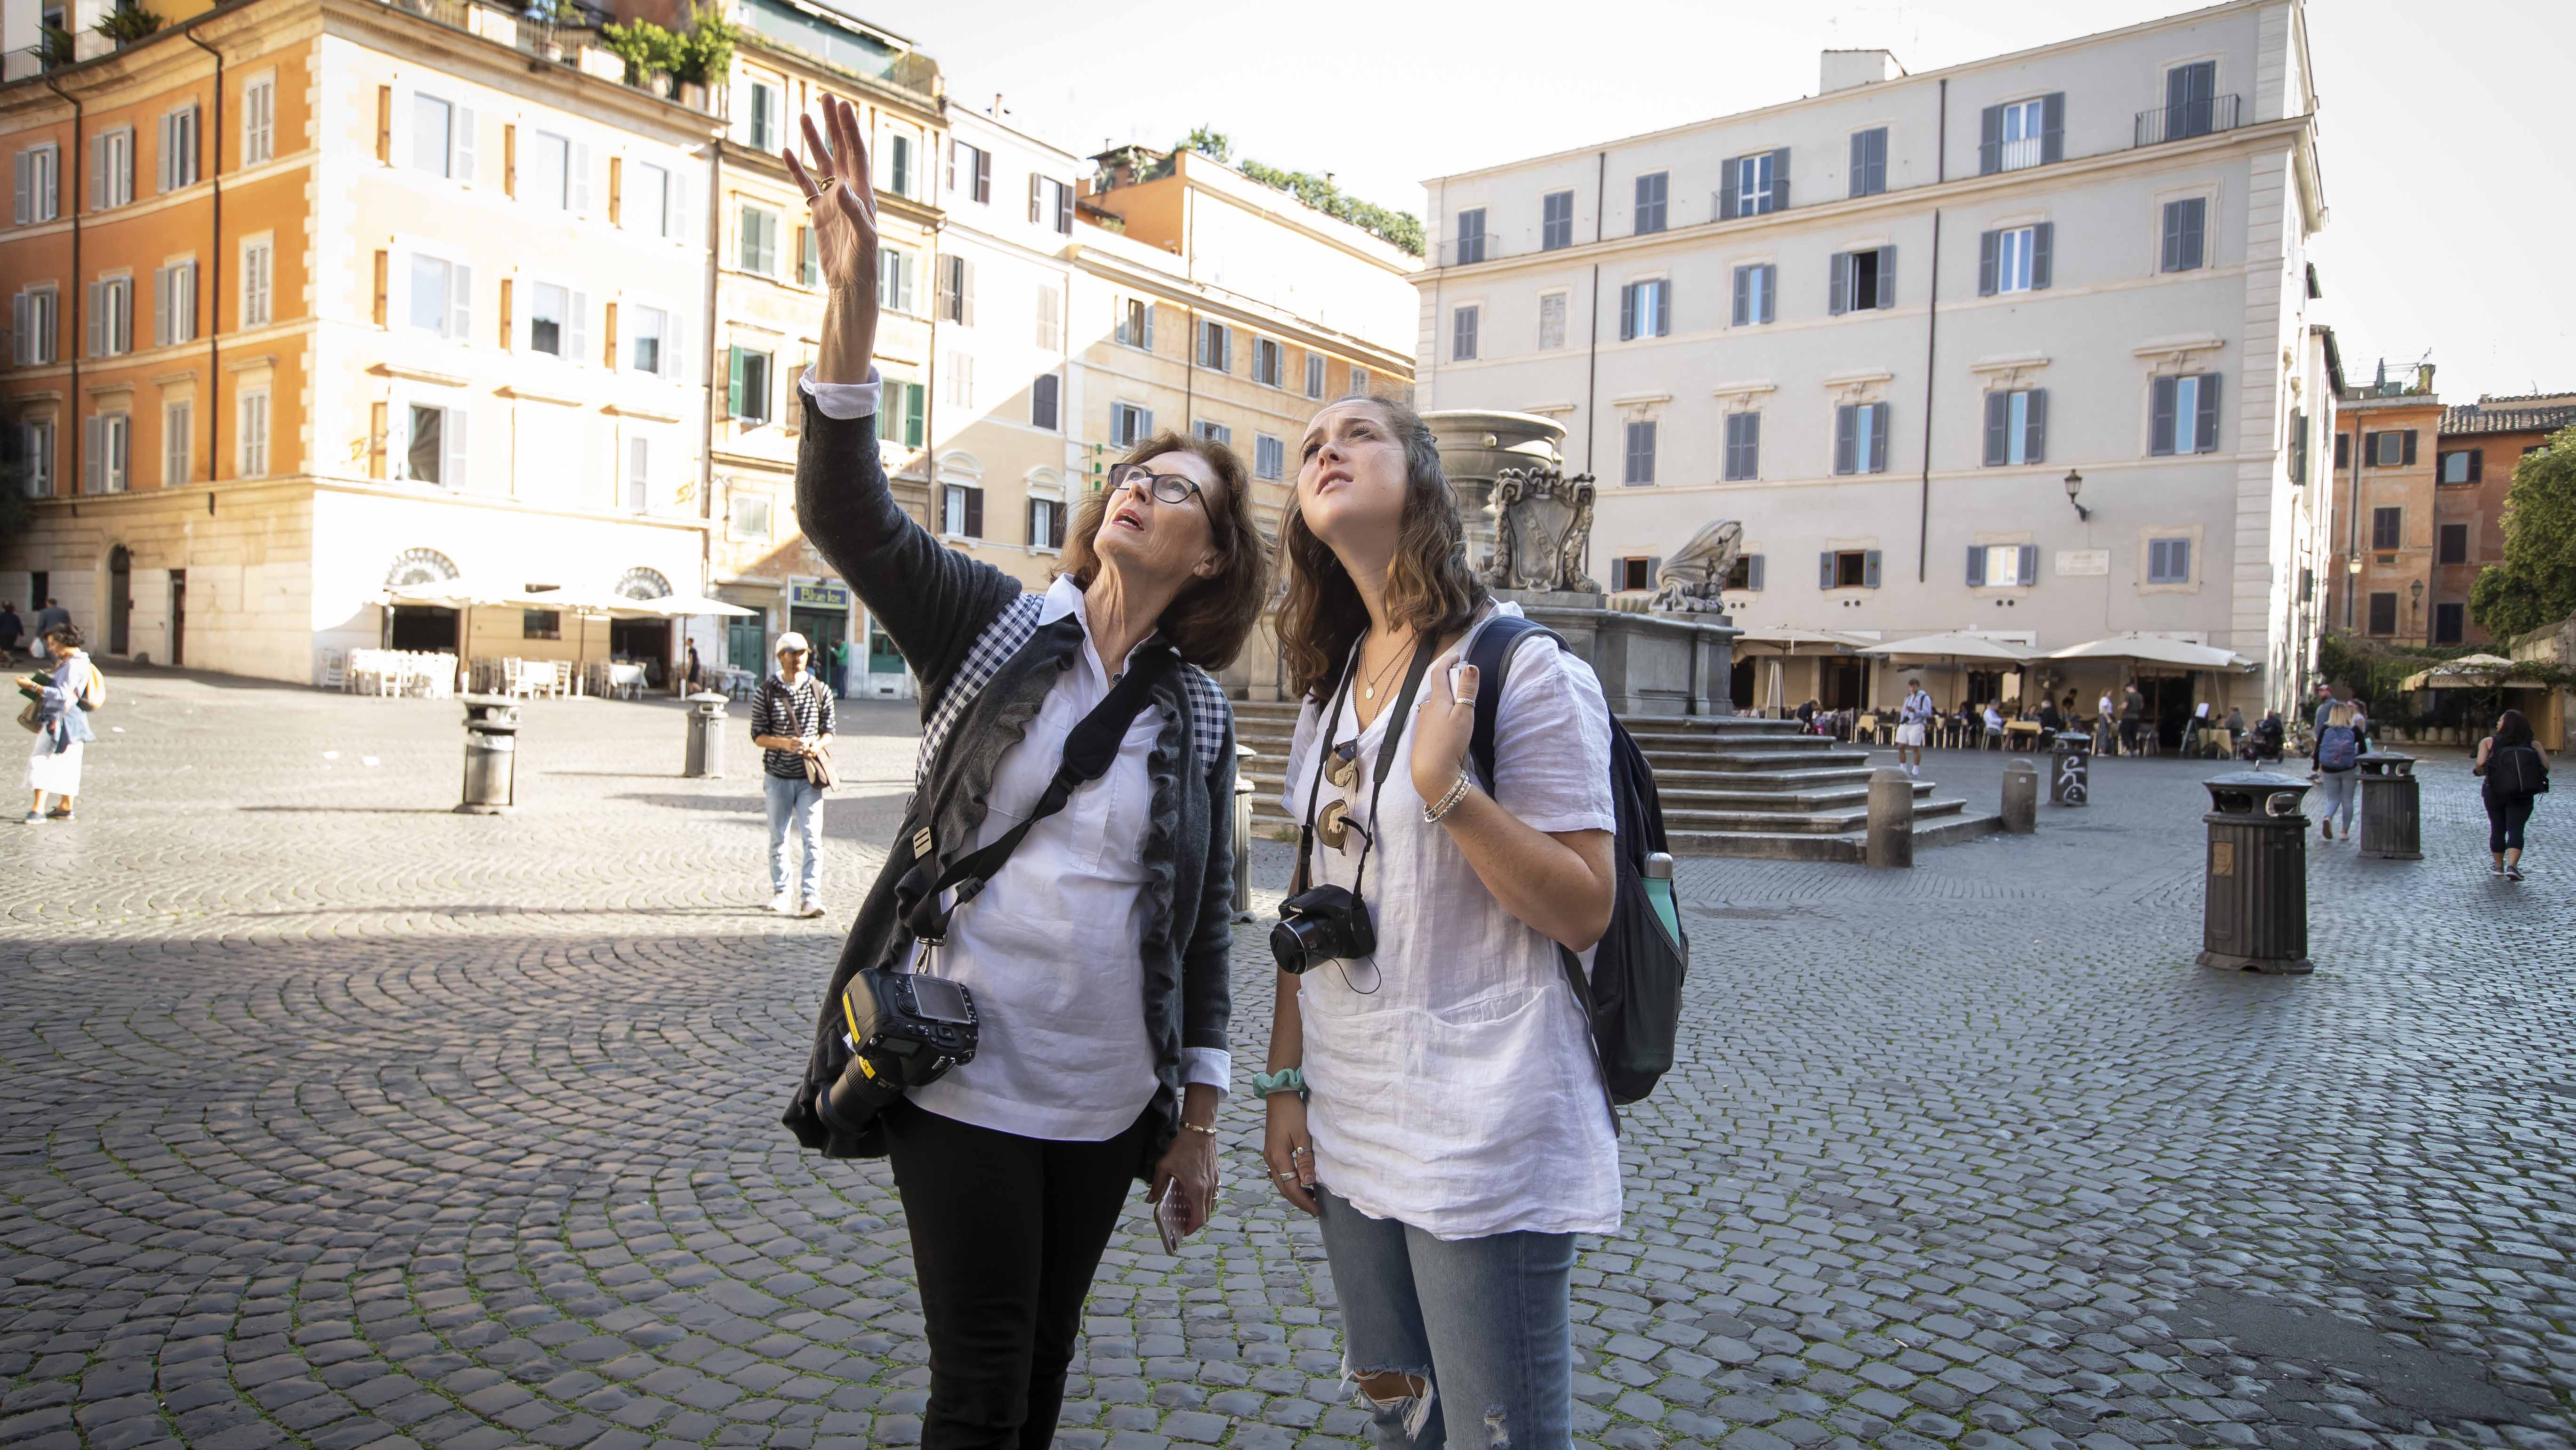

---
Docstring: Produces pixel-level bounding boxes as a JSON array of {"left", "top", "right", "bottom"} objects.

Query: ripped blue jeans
[{"left": 1317, "top": 1190, "right": 1576, "bottom": 1449}]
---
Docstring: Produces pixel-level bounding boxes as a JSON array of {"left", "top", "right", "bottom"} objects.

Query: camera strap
[
  {"left": 1295, "top": 632, "right": 1440, "bottom": 901},
  {"left": 900, "top": 642, "right": 1181, "bottom": 946}
]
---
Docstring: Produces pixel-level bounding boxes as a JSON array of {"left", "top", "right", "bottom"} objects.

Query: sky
[{"left": 882, "top": 0, "right": 2575, "bottom": 404}]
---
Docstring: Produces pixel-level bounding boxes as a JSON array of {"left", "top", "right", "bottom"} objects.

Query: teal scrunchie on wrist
[{"left": 1253, "top": 1067, "right": 1305, "bottom": 1099}]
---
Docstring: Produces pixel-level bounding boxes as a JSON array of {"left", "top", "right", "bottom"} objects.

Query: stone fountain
[{"left": 1424, "top": 410, "right": 1739, "bottom": 717}]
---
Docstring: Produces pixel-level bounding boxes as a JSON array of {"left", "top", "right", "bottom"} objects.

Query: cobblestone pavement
[{"left": 4, "top": 669, "right": 2572, "bottom": 1450}]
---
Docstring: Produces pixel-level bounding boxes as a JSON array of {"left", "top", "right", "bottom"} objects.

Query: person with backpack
[
  {"left": 18, "top": 623, "right": 103, "bottom": 823},
  {"left": 2474, "top": 708, "right": 2550, "bottom": 880},
  {"left": 1260, "top": 391, "right": 1641, "bottom": 1444},
  {"left": 2310, "top": 700, "right": 2364, "bottom": 840}
]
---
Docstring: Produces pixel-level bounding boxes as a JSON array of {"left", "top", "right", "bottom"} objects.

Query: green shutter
[{"left": 727, "top": 346, "right": 745, "bottom": 417}]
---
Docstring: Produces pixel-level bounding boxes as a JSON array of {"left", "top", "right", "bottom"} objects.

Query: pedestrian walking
[
  {"left": 1262, "top": 390, "right": 1623, "bottom": 1445},
  {"left": 679, "top": 639, "right": 701, "bottom": 697},
  {"left": 827, "top": 634, "right": 850, "bottom": 698},
  {"left": 2310, "top": 700, "right": 2363, "bottom": 841},
  {"left": 2473, "top": 708, "right": 2550, "bottom": 881},
  {"left": 750, "top": 631, "right": 835, "bottom": 917},
  {"left": 777, "top": 101, "right": 1269, "bottom": 1449},
  {"left": 32, "top": 597, "right": 69, "bottom": 644},
  {"left": 2119, "top": 683, "right": 2145, "bottom": 756},
  {"left": 1895, "top": 677, "right": 1933, "bottom": 776},
  {"left": 0, "top": 601, "right": 21, "bottom": 662},
  {"left": 18, "top": 624, "right": 103, "bottom": 823}
]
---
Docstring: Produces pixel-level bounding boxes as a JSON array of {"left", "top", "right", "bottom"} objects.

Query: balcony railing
[{"left": 2134, "top": 93, "right": 2242, "bottom": 147}]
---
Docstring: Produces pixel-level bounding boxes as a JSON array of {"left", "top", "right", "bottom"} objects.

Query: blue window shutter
[
  {"left": 2031, "top": 222, "right": 2054, "bottom": 290},
  {"left": 1654, "top": 280, "right": 1672, "bottom": 336},
  {"left": 1758, "top": 265, "right": 1775, "bottom": 322},
  {"left": 1748, "top": 554, "right": 1764, "bottom": 590},
  {"left": 1983, "top": 391, "right": 2007, "bottom": 466},
  {"left": 1864, "top": 550, "right": 1883, "bottom": 589},
  {"left": 2151, "top": 375, "right": 2177, "bottom": 455},
  {"left": 1718, "top": 160, "right": 1736, "bottom": 220},
  {"left": 1876, "top": 246, "right": 1896, "bottom": 308},
  {"left": 1769, "top": 148, "right": 1790, "bottom": 210},
  {"left": 2040, "top": 93, "right": 2065, "bottom": 163},
  {"left": 2195, "top": 371, "right": 2222, "bottom": 452},
  {"left": 2160, "top": 202, "right": 2182, "bottom": 272},
  {"left": 1819, "top": 552, "right": 1835, "bottom": 589},
  {"left": 1619, "top": 283, "right": 1636, "bottom": 340},
  {"left": 2025, "top": 388, "right": 2048, "bottom": 464},
  {"left": 1966, "top": 545, "right": 1986, "bottom": 586},
  {"left": 1979, "top": 104, "right": 2003, "bottom": 175},
  {"left": 1849, "top": 130, "right": 1868, "bottom": 197},
  {"left": 2174, "top": 541, "right": 2190, "bottom": 579},
  {"left": 1870, "top": 403, "right": 1891, "bottom": 471},
  {"left": 2019, "top": 544, "right": 2039, "bottom": 584},
  {"left": 1732, "top": 266, "right": 1749, "bottom": 326},
  {"left": 1978, "top": 230, "right": 1999, "bottom": 296},
  {"left": 1835, "top": 404, "right": 1857, "bottom": 475},
  {"left": 1828, "top": 252, "right": 1848, "bottom": 314}
]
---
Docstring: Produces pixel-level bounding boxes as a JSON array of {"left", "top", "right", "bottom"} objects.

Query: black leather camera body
[
  {"left": 817, "top": 968, "right": 980, "bottom": 1134},
  {"left": 1271, "top": 884, "right": 1376, "bottom": 975}
]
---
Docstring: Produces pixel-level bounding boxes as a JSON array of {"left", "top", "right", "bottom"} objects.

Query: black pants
[
  {"left": 2487, "top": 790, "right": 2535, "bottom": 854},
  {"left": 881, "top": 1099, "right": 1148, "bottom": 1450}
]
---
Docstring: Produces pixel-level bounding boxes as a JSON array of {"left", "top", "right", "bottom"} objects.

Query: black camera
[
  {"left": 816, "top": 970, "right": 980, "bottom": 1134},
  {"left": 1271, "top": 884, "right": 1376, "bottom": 975}
]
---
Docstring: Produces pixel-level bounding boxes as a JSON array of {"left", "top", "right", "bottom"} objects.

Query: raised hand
[{"left": 782, "top": 96, "right": 878, "bottom": 385}]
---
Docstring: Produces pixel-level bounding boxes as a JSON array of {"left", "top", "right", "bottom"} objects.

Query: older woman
[
  {"left": 19, "top": 624, "right": 102, "bottom": 823},
  {"left": 776, "top": 100, "right": 1269, "bottom": 1449}
]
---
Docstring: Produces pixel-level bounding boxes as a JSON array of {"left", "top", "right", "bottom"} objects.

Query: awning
[
  {"left": 2050, "top": 634, "right": 2253, "bottom": 669},
  {"left": 2399, "top": 653, "right": 2538, "bottom": 690},
  {"left": 619, "top": 592, "right": 760, "bottom": 619},
  {"left": 1732, "top": 627, "right": 1880, "bottom": 653},
  {"left": 1856, "top": 630, "right": 2038, "bottom": 663}
]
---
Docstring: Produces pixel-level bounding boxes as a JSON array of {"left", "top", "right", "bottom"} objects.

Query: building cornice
[{"left": 1069, "top": 245, "right": 1414, "bottom": 373}]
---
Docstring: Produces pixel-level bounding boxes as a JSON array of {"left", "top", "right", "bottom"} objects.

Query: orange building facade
[
  {"left": 2324, "top": 367, "right": 2440, "bottom": 647},
  {"left": 2432, "top": 393, "right": 2576, "bottom": 647}
]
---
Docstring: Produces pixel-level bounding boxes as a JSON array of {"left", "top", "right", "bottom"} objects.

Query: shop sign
[{"left": 791, "top": 581, "right": 852, "bottom": 611}]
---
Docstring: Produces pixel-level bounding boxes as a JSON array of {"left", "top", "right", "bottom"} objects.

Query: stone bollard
[
  {"left": 2001, "top": 757, "right": 2037, "bottom": 833},
  {"left": 1866, "top": 766, "right": 1914, "bottom": 868}
]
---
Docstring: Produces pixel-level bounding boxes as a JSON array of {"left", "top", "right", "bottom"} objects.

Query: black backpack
[
  {"left": 2491, "top": 742, "right": 2551, "bottom": 799},
  {"left": 1466, "top": 615, "right": 1687, "bottom": 1123}
]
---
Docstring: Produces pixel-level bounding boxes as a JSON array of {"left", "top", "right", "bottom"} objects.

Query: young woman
[
  {"left": 2473, "top": 708, "right": 2550, "bottom": 880},
  {"left": 18, "top": 624, "right": 102, "bottom": 823},
  {"left": 2311, "top": 700, "right": 2362, "bottom": 841},
  {"left": 776, "top": 100, "right": 1269, "bottom": 1448},
  {"left": 1260, "top": 394, "right": 1619, "bottom": 1444}
]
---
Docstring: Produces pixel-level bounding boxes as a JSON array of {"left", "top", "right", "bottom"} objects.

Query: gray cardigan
[{"left": 779, "top": 394, "right": 1238, "bottom": 1180}]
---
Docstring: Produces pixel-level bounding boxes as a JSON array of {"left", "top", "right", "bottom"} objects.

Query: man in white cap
[{"left": 750, "top": 629, "right": 836, "bottom": 916}]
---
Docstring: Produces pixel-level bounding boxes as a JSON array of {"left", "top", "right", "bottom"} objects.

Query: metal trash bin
[
  {"left": 457, "top": 694, "right": 522, "bottom": 815},
  {"left": 1232, "top": 744, "right": 1257, "bottom": 920},
  {"left": 2356, "top": 750, "right": 2422, "bottom": 861},
  {"left": 2197, "top": 770, "right": 2313, "bottom": 975},
  {"left": 684, "top": 692, "right": 731, "bottom": 779},
  {"left": 2050, "top": 731, "right": 2091, "bottom": 806}
]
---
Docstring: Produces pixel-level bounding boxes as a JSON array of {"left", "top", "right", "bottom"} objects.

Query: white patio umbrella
[
  {"left": 2397, "top": 653, "right": 2522, "bottom": 690},
  {"left": 618, "top": 592, "right": 758, "bottom": 619},
  {"left": 1855, "top": 631, "right": 2037, "bottom": 663},
  {"left": 2050, "top": 634, "right": 2253, "bottom": 670}
]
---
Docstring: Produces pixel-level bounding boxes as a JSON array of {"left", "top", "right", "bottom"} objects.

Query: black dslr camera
[
  {"left": 816, "top": 970, "right": 980, "bottom": 1134},
  {"left": 1271, "top": 884, "right": 1376, "bottom": 975}
]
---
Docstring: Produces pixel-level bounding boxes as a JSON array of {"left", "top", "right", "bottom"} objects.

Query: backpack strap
[{"left": 1465, "top": 614, "right": 1559, "bottom": 792}]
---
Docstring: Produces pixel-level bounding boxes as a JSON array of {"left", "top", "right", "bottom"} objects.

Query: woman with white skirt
[{"left": 20, "top": 623, "right": 102, "bottom": 823}]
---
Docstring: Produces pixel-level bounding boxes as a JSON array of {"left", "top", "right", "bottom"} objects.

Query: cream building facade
[{"left": 1414, "top": 0, "right": 2336, "bottom": 723}]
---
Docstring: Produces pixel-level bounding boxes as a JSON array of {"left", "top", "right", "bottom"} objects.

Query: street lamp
[
  {"left": 2063, "top": 469, "right": 2089, "bottom": 522},
  {"left": 2347, "top": 554, "right": 2362, "bottom": 576},
  {"left": 2410, "top": 578, "right": 2424, "bottom": 611}
]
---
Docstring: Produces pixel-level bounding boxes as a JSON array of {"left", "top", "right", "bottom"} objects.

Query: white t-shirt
[
  {"left": 1901, "top": 690, "right": 1933, "bottom": 724},
  {"left": 1280, "top": 605, "right": 1622, "bottom": 1240}
]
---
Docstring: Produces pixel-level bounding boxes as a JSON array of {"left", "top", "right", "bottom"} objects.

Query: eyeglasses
[{"left": 1108, "top": 463, "right": 1210, "bottom": 510}]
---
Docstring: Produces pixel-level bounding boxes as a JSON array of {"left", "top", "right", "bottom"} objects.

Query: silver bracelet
[{"left": 1423, "top": 772, "right": 1474, "bottom": 824}]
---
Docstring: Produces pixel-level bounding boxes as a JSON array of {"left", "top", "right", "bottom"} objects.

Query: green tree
[
  {"left": 600, "top": 18, "right": 683, "bottom": 85},
  {"left": 2469, "top": 425, "right": 2576, "bottom": 641},
  {"left": 1178, "top": 128, "right": 1232, "bottom": 165}
]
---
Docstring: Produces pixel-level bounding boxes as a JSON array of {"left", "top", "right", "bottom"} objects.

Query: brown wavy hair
[
  {"left": 1275, "top": 395, "right": 1488, "bottom": 701},
  {"left": 1057, "top": 429, "right": 1269, "bottom": 671}
]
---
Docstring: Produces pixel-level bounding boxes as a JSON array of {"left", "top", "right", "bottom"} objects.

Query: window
[
  {"left": 886, "top": 133, "right": 913, "bottom": 197},
  {"left": 942, "top": 483, "right": 982, "bottom": 539},
  {"left": 2146, "top": 538, "right": 2191, "bottom": 584},
  {"left": 405, "top": 403, "right": 467, "bottom": 486},
  {"left": 1619, "top": 279, "right": 1670, "bottom": 340},
  {"left": 2438, "top": 523, "right": 2468, "bottom": 564},
  {"left": 157, "top": 105, "right": 198, "bottom": 192},
  {"left": 1035, "top": 285, "right": 1062, "bottom": 351},
  {"left": 522, "top": 610, "right": 562, "bottom": 641},
  {"left": 1454, "top": 207, "right": 1486, "bottom": 265},
  {"left": 1723, "top": 411, "right": 1760, "bottom": 481},
  {"left": 1730, "top": 264, "right": 1775, "bottom": 325},
  {"left": 1116, "top": 297, "right": 1154, "bottom": 350},
  {"left": 1538, "top": 293, "right": 1568, "bottom": 350},
  {"left": 1834, "top": 402, "right": 1890, "bottom": 475},
  {"left": 2160, "top": 198, "right": 2206, "bottom": 273},
  {"left": 746, "top": 82, "right": 777, "bottom": 153},
  {"left": 2150, "top": 373, "right": 2221, "bottom": 456},
  {"left": 1541, "top": 190, "right": 1574, "bottom": 251},
  {"left": 1613, "top": 557, "right": 1654, "bottom": 592},
  {"left": 2437, "top": 449, "right": 2481, "bottom": 484},
  {"left": 411, "top": 96, "right": 470, "bottom": 181},
  {"left": 944, "top": 351, "right": 973, "bottom": 409},
  {"left": 631, "top": 161, "right": 673, "bottom": 238},
  {"left": 409, "top": 254, "right": 468, "bottom": 339},
  {"left": 1027, "top": 496, "right": 1063, "bottom": 550},
  {"left": 1980, "top": 224, "right": 2052, "bottom": 295},
  {"left": 1823, "top": 550, "right": 1880, "bottom": 589},
  {"left": 628, "top": 305, "right": 667, "bottom": 376},
  {"left": 235, "top": 390, "right": 268, "bottom": 476},
  {"left": 81, "top": 411, "right": 128, "bottom": 493},
  {"left": 727, "top": 346, "right": 772, "bottom": 423},
  {"left": 799, "top": 227, "right": 819, "bottom": 288},
  {"left": 2433, "top": 602, "right": 2465, "bottom": 645},
  {"left": 950, "top": 141, "right": 989, "bottom": 202},
  {"left": 1623, "top": 419, "right": 1656, "bottom": 486},
  {"left": 529, "top": 282, "right": 584, "bottom": 359},
  {"left": 13, "top": 144, "right": 61, "bottom": 224},
  {"left": 242, "top": 74, "right": 274, "bottom": 165},
  {"left": 1306, "top": 352, "right": 1326, "bottom": 397},
  {"left": 1253, "top": 336, "right": 1283, "bottom": 386},
  {"left": 1980, "top": 93, "right": 2063, "bottom": 174},
  {"left": 884, "top": 378, "right": 926, "bottom": 449},
  {"left": 2335, "top": 431, "right": 2351, "bottom": 471},
  {"left": 1255, "top": 434, "right": 1286, "bottom": 481},
  {"left": 935, "top": 253, "right": 972, "bottom": 324},
  {"left": 2366, "top": 591, "right": 2397, "bottom": 636},
  {"left": 1829, "top": 248, "right": 1895, "bottom": 312},
  {"left": 1349, "top": 366, "right": 1369, "bottom": 398},
  {"left": 728, "top": 491, "right": 771, "bottom": 542},
  {"left": 1110, "top": 403, "right": 1152, "bottom": 447},
  {"left": 1968, "top": 543, "right": 2038, "bottom": 587},
  {"left": 1848, "top": 128, "right": 1887, "bottom": 198},
  {"left": 1982, "top": 388, "right": 2047, "bottom": 466},
  {"left": 10, "top": 286, "right": 58, "bottom": 364},
  {"left": 240, "top": 238, "right": 271, "bottom": 327},
  {"left": 1197, "top": 320, "right": 1232, "bottom": 371},
  {"left": 1030, "top": 372, "right": 1059, "bottom": 431},
  {"left": 740, "top": 205, "right": 779, "bottom": 274},
  {"left": 86, "top": 276, "right": 132, "bottom": 356},
  {"left": 2165, "top": 62, "right": 2218, "bottom": 140},
  {"left": 1633, "top": 172, "right": 1666, "bottom": 234},
  {"left": 1724, "top": 555, "right": 1765, "bottom": 591},
  {"left": 1195, "top": 420, "right": 1232, "bottom": 447},
  {"left": 2289, "top": 409, "right": 2309, "bottom": 484},
  {"left": 93, "top": 127, "right": 134, "bottom": 209},
  {"left": 1037, "top": 177, "right": 1072, "bottom": 234},
  {"left": 2368, "top": 430, "right": 2415, "bottom": 467},
  {"left": 1720, "top": 149, "right": 1787, "bottom": 218},
  {"left": 153, "top": 261, "right": 196, "bottom": 346},
  {"left": 2371, "top": 507, "right": 2402, "bottom": 550},
  {"left": 1451, "top": 306, "right": 1479, "bottom": 362},
  {"left": 626, "top": 435, "right": 651, "bottom": 512},
  {"left": 877, "top": 247, "right": 915, "bottom": 313},
  {"left": 162, "top": 400, "right": 190, "bottom": 485},
  {"left": 20, "top": 419, "right": 54, "bottom": 496}
]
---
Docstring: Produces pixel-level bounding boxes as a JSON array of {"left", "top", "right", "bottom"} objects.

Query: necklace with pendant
[{"left": 1358, "top": 632, "right": 1409, "bottom": 701}]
